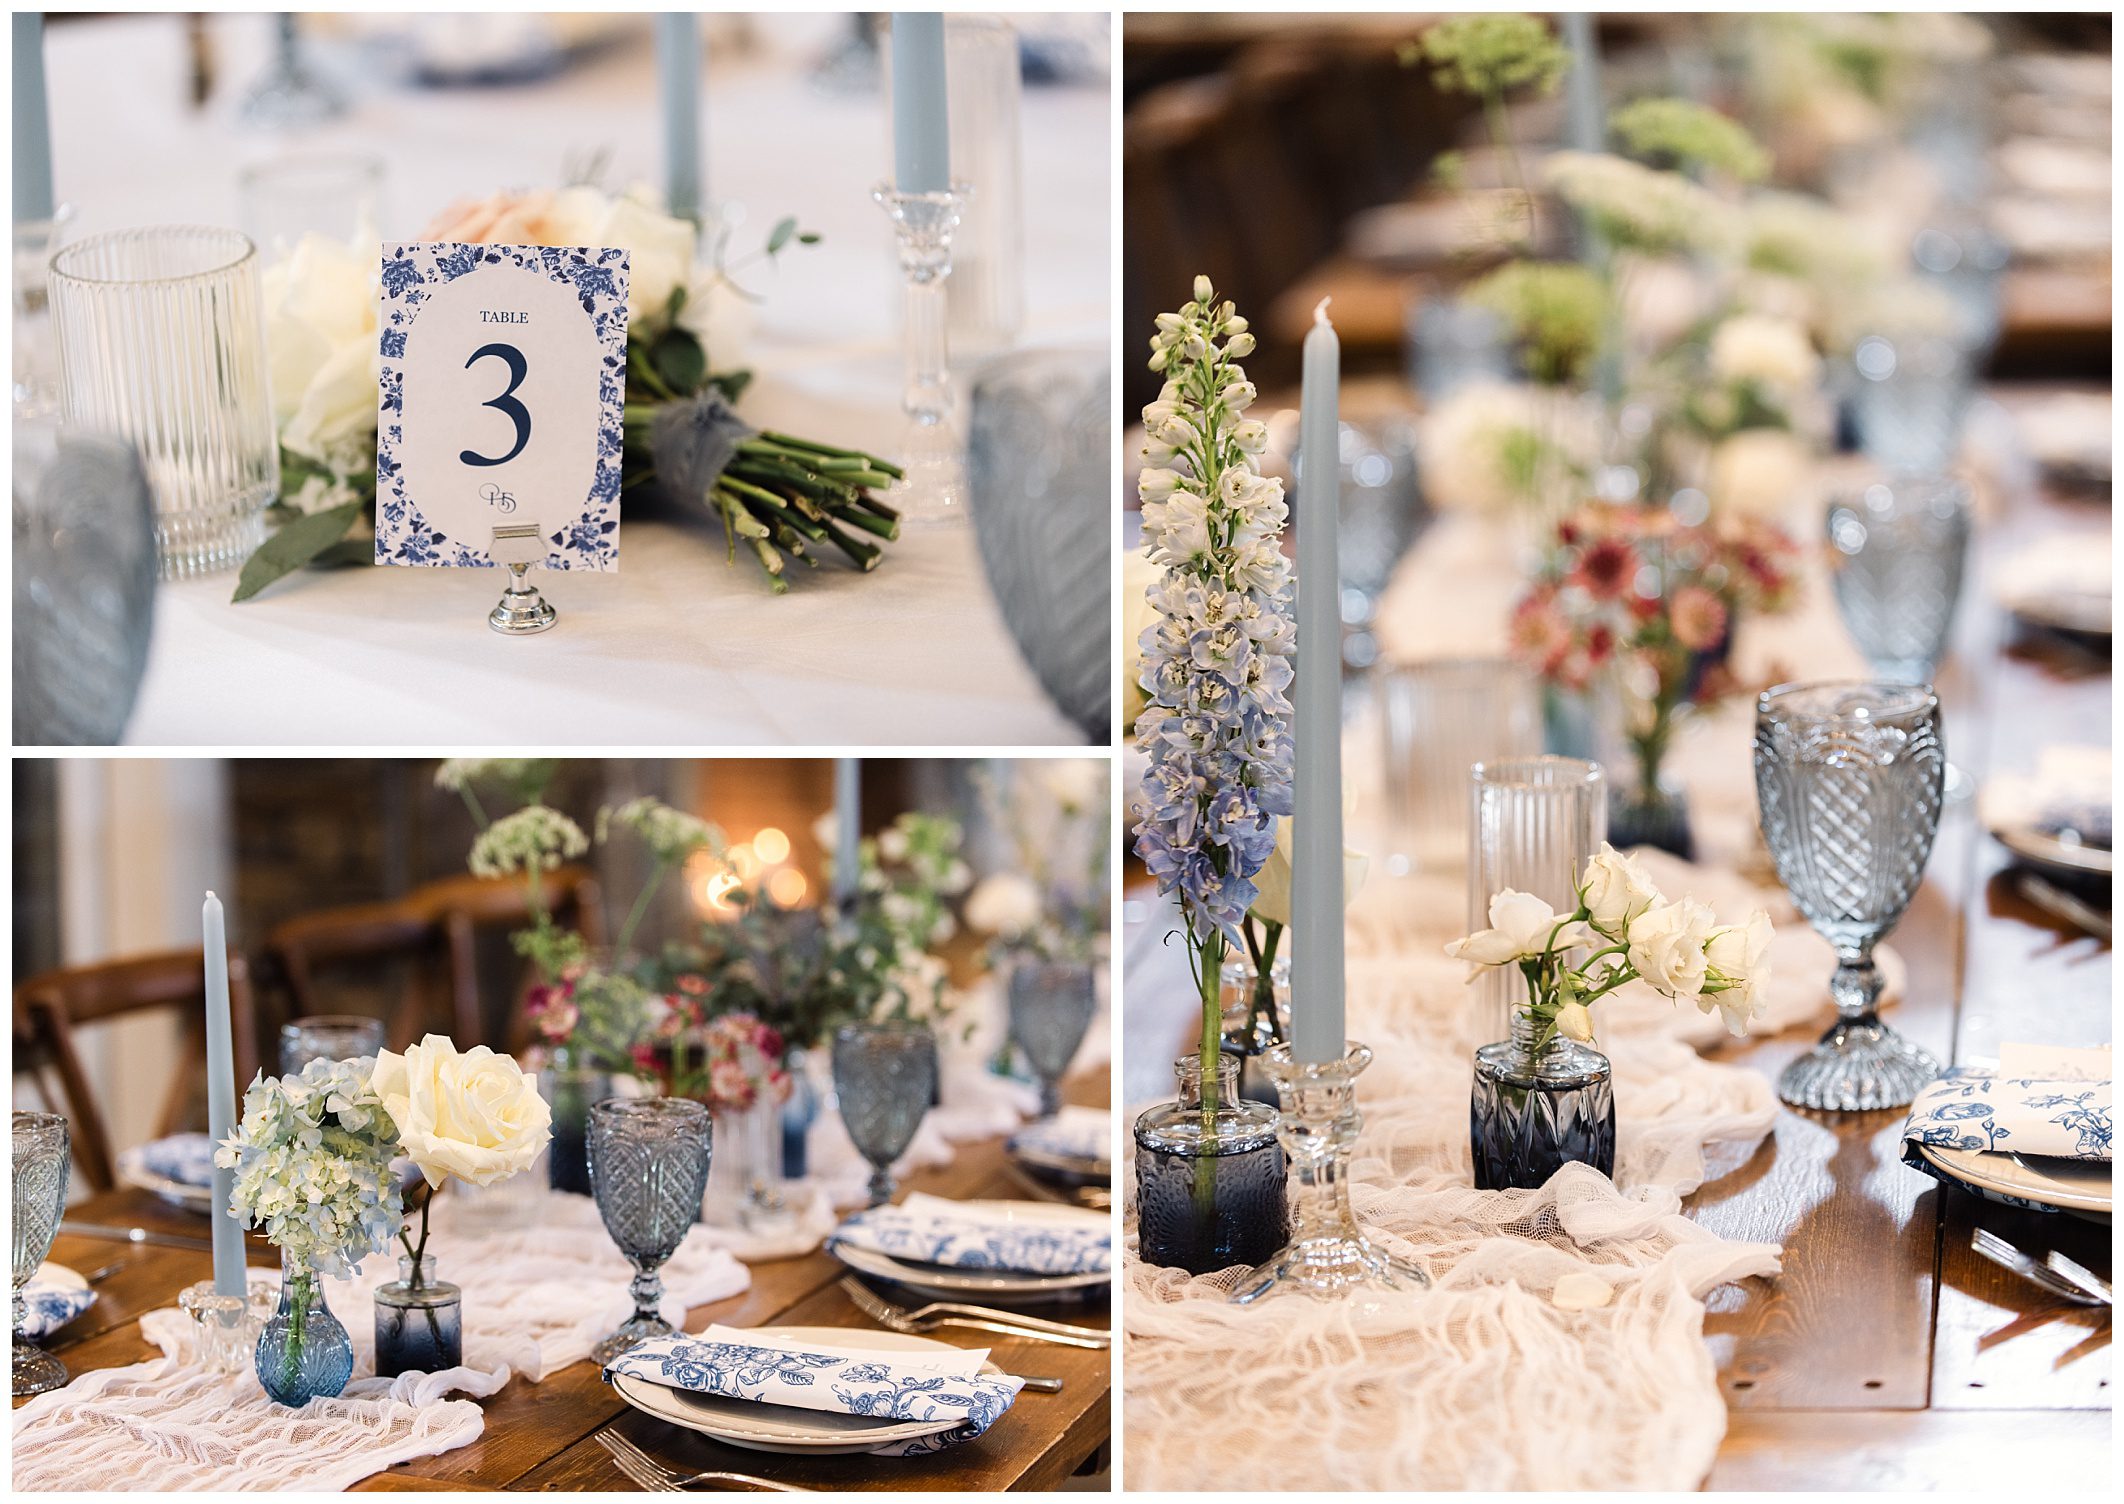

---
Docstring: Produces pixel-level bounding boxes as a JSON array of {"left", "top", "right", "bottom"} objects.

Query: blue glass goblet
[
  {"left": 587, "top": 1098, "right": 711, "bottom": 1364},
  {"left": 832, "top": 1023, "right": 937, "bottom": 1206}
]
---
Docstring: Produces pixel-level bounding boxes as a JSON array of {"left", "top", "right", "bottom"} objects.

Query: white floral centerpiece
[{"left": 1450, "top": 844, "right": 1774, "bottom": 1049}]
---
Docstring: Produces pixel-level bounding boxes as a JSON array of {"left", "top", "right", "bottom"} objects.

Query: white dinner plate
[
  {"left": 1990, "top": 821, "right": 2114, "bottom": 880},
  {"left": 609, "top": 1326, "right": 989, "bottom": 1456},
  {"left": 1917, "top": 1143, "right": 2112, "bottom": 1222},
  {"left": 115, "top": 1145, "right": 214, "bottom": 1213},
  {"left": 830, "top": 1199, "right": 1111, "bottom": 1305}
]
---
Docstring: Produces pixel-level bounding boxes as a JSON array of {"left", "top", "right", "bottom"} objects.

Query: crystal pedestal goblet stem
[
  {"left": 13, "top": 1112, "right": 72, "bottom": 1396},
  {"left": 1228, "top": 1042, "right": 1428, "bottom": 1305},
  {"left": 588, "top": 1098, "right": 713, "bottom": 1364},
  {"left": 871, "top": 184, "right": 969, "bottom": 523},
  {"left": 1754, "top": 681, "right": 1946, "bottom": 1112}
]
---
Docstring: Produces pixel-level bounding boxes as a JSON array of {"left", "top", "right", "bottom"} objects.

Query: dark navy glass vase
[
  {"left": 1470, "top": 1012, "right": 1617, "bottom": 1191},
  {"left": 373, "top": 1256, "right": 463, "bottom": 1378},
  {"left": 1133, "top": 1055, "right": 1287, "bottom": 1275}
]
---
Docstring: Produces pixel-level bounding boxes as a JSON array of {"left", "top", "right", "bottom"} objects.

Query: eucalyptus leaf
[
  {"left": 230, "top": 499, "right": 367, "bottom": 603},
  {"left": 651, "top": 327, "right": 708, "bottom": 396},
  {"left": 766, "top": 216, "right": 797, "bottom": 255}
]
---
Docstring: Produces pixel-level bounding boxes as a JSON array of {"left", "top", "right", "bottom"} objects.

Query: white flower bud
[
  {"left": 1182, "top": 333, "right": 1208, "bottom": 361},
  {"left": 1138, "top": 468, "right": 1184, "bottom": 503},
  {"left": 1193, "top": 274, "right": 1214, "bottom": 304},
  {"left": 1148, "top": 347, "right": 1170, "bottom": 373},
  {"left": 1234, "top": 420, "right": 1269, "bottom": 453},
  {"left": 1226, "top": 331, "right": 1256, "bottom": 358},
  {"left": 1221, "top": 380, "right": 1258, "bottom": 413},
  {"left": 1224, "top": 314, "right": 1249, "bottom": 336}
]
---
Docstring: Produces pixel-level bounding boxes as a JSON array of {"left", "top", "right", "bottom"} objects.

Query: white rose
[
  {"left": 674, "top": 267, "right": 753, "bottom": 372},
  {"left": 1709, "top": 313, "right": 1819, "bottom": 392},
  {"left": 546, "top": 184, "right": 697, "bottom": 329},
  {"left": 1707, "top": 427, "right": 1811, "bottom": 522},
  {"left": 1700, "top": 909, "right": 1774, "bottom": 1036},
  {"left": 1626, "top": 898, "right": 1717, "bottom": 1001},
  {"left": 262, "top": 232, "right": 379, "bottom": 469},
  {"left": 966, "top": 871, "right": 1042, "bottom": 939},
  {"left": 1447, "top": 890, "right": 1591, "bottom": 974},
  {"left": 1040, "top": 759, "right": 1105, "bottom": 812},
  {"left": 1251, "top": 816, "right": 1369, "bottom": 929},
  {"left": 1554, "top": 1000, "right": 1596, "bottom": 1043},
  {"left": 371, "top": 1036, "right": 550, "bottom": 1189},
  {"left": 1580, "top": 844, "right": 1662, "bottom": 935}
]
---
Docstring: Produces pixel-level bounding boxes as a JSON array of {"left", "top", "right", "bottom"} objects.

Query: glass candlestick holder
[
  {"left": 871, "top": 183, "right": 970, "bottom": 523},
  {"left": 179, "top": 1277, "right": 271, "bottom": 1374},
  {"left": 1228, "top": 1040, "right": 1430, "bottom": 1305}
]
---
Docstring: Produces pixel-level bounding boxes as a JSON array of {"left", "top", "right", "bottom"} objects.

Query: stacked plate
[
  {"left": 1980, "top": 746, "right": 2112, "bottom": 884},
  {"left": 1911, "top": 1146, "right": 2111, "bottom": 1223},
  {"left": 829, "top": 1199, "right": 1110, "bottom": 1307},
  {"left": 116, "top": 1133, "right": 217, "bottom": 1213},
  {"left": 1007, "top": 1106, "right": 1111, "bottom": 1190},
  {"left": 609, "top": 1327, "right": 1000, "bottom": 1456}
]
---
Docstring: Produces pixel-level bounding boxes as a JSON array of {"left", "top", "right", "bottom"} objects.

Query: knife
[{"left": 56, "top": 1222, "right": 235, "bottom": 1253}]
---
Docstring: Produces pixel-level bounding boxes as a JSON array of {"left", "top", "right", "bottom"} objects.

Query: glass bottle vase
[
  {"left": 706, "top": 1096, "right": 791, "bottom": 1233},
  {"left": 1470, "top": 1012, "right": 1617, "bottom": 1191},
  {"left": 372, "top": 1255, "right": 462, "bottom": 1378},
  {"left": 542, "top": 1061, "right": 614, "bottom": 1196},
  {"left": 1133, "top": 1055, "right": 1286, "bottom": 1275},
  {"left": 255, "top": 1252, "right": 354, "bottom": 1406}
]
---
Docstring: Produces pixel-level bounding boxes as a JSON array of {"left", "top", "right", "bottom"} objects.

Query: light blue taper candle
[
  {"left": 202, "top": 893, "right": 246, "bottom": 1298},
  {"left": 1561, "top": 12, "right": 1604, "bottom": 154},
  {"left": 889, "top": 12, "right": 950, "bottom": 193},
  {"left": 833, "top": 759, "right": 861, "bottom": 908},
  {"left": 1290, "top": 300, "right": 1344, "bottom": 1066},
  {"left": 655, "top": 12, "right": 702, "bottom": 223},
  {"left": 13, "top": 13, "right": 55, "bottom": 224}
]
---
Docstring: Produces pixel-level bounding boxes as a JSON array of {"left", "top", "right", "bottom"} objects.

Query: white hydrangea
[{"left": 1417, "top": 380, "right": 1601, "bottom": 517}]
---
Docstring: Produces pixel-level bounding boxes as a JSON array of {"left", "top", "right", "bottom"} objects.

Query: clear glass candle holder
[
  {"left": 49, "top": 226, "right": 277, "bottom": 579},
  {"left": 279, "top": 1015, "right": 386, "bottom": 1077},
  {"left": 1467, "top": 757, "right": 1606, "bottom": 1046},
  {"left": 239, "top": 151, "right": 387, "bottom": 257},
  {"left": 1379, "top": 658, "right": 1541, "bottom": 877}
]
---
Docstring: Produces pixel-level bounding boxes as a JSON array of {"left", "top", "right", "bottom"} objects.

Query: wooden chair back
[{"left": 13, "top": 948, "right": 260, "bottom": 1194}]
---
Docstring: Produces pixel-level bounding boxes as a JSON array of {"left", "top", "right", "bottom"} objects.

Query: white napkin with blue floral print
[
  {"left": 1008, "top": 1107, "right": 1111, "bottom": 1166},
  {"left": 18, "top": 1264, "right": 97, "bottom": 1339},
  {"left": 829, "top": 1192, "right": 1111, "bottom": 1275},
  {"left": 603, "top": 1324, "right": 1023, "bottom": 1457},
  {"left": 1901, "top": 1063, "right": 2113, "bottom": 1166},
  {"left": 139, "top": 1132, "right": 218, "bottom": 1186}
]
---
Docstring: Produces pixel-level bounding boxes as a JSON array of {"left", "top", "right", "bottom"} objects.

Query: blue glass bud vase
[
  {"left": 1607, "top": 771, "right": 1696, "bottom": 862},
  {"left": 255, "top": 1252, "right": 354, "bottom": 1406},
  {"left": 1134, "top": 1055, "right": 1287, "bottom": 1274},
  {"left": 780, "top": 1046, "right": 820, "bottom": 1180},
  {"left": 1470, "top": 1011, "right": 1617, "bottom": 1191},
  {"left": 373, "top": 1256, "right": 463, "bottom": 1378}
]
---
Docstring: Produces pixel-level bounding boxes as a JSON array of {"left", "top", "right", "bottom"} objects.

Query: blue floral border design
[{"left": 374, "top": 241, "right": 630, "bottom": 571}]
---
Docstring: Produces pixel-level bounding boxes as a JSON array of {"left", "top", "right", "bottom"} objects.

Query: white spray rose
[
  {"left": 1707, "top": 427, "right": 1811, "bottom": 521},
  {"left": 1625, "top": 898, "right": 1717, "bottom": 1001},
  {"left": 1580, "top": 844, "right": 1662, "bottom": 935},
  {"left": 965, "top": 871, "right": 1043, "bottom": 939},
  {"left": 1447, "top": 890, "right": 1592, "bottom": 974},
  {"left": 371, "top": 1036, "right": 551, "bottom": 1189},
  {"left": 1554, "top": 1000, "right": 1596, "bottom": 1043},
  {"left": 1700, "top": 909, "right": 1774, "bottom": 1036},
  {"left": 1709, "top": 312, "right": 1819, "bottom": 393}
]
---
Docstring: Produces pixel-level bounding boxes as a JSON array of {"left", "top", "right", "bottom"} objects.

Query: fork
[
  {"left": 2044, "top": 1249, "right": 2113, "bottom": 1305},
  {"left": 1969, "top": 1228, "right": 2108, "bottom": 1306},
  {"left": 595, "top": 1430, "right": 814, "bottom": 1492},
  {"left": 839, "top": 1278, "right": 1110, "bottom": 1348}
]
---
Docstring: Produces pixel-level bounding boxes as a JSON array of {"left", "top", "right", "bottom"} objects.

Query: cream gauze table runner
[{"left": 1123, "top": 509, "right": 1905, "bottom": 1490}]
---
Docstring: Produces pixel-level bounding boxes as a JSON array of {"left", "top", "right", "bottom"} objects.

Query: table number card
[{"left": 375, "top": 242, "right": 630, "bottom": 570}]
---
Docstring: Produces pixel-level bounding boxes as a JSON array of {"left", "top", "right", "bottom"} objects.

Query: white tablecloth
[{"left": 41, "top": 14, "right": 1106, "bottom": 746}]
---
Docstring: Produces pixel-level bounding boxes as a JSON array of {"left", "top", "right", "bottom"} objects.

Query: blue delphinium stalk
[{"left": 1132, "top": 275, "right": 1295, "bottom": 1123}]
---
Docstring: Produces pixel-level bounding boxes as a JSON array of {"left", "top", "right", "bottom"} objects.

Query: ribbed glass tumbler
[
  {"left": 1380, "top": 658, "right": 1541, "bottom": 877},
  {"left": 1467, "top": 757, "right": 1606, "bottom": 1045},
  {"left": 1826, "top": 473, "right": 1973, "bottom": 685},
  {"left": 49, "top": 226, "right": 277, "bottom": 579},
  {"left": 1754, "top": 682, "right": 1945, "bottom": 1111}
]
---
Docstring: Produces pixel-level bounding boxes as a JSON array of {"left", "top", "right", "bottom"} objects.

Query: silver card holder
[{"left": 488, "top": 523, "right": 556, "bottom": 635}]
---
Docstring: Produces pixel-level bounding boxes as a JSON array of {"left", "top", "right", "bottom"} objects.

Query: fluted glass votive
[
  {"left": 832, "top": 1022, "right": 938, "bottom": 1206},
  {"left": 1467, "top": 757, "right": 1606, "bottom": 1045},
  {"left": 1755, "top": 682, "right": 1945, "bottom": 1111},
  {"left": 12, "top": 1112, "right": 71, "bottom": 1396},
  {"left": 50, "top": 227, "right": 277, "bottom": 578},
  {"left": 1380, "top": 659, "right": 1541, "bottom": 877},
  {"left": 1850, "top": 332, "right": 1972, "bottom": 475},
  {"left": 279, "top": 1015, "right": 386, "bottom": 1077},
  {"left": 1826, "top": 473, "right": 1973, "bottom": 685},
  {"left": 1006, "top": 960, "right": 1097, "bottom": 1118},
  {"left": 587, "top": 1098, "right": 712, "bottom": 1364}
]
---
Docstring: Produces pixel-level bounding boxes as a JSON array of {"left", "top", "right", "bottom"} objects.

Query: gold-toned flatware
[{"left": 839, "top": 1277, "right": 1110, "bottom": 1348}]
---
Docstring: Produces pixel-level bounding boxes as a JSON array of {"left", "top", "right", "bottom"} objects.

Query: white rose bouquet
[
  {"left": 237, "top": 184, "right": 905, "bottom": 602},
  {"left": 1449, "top": 844, "right": 1774, "bottom": 1050}
]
